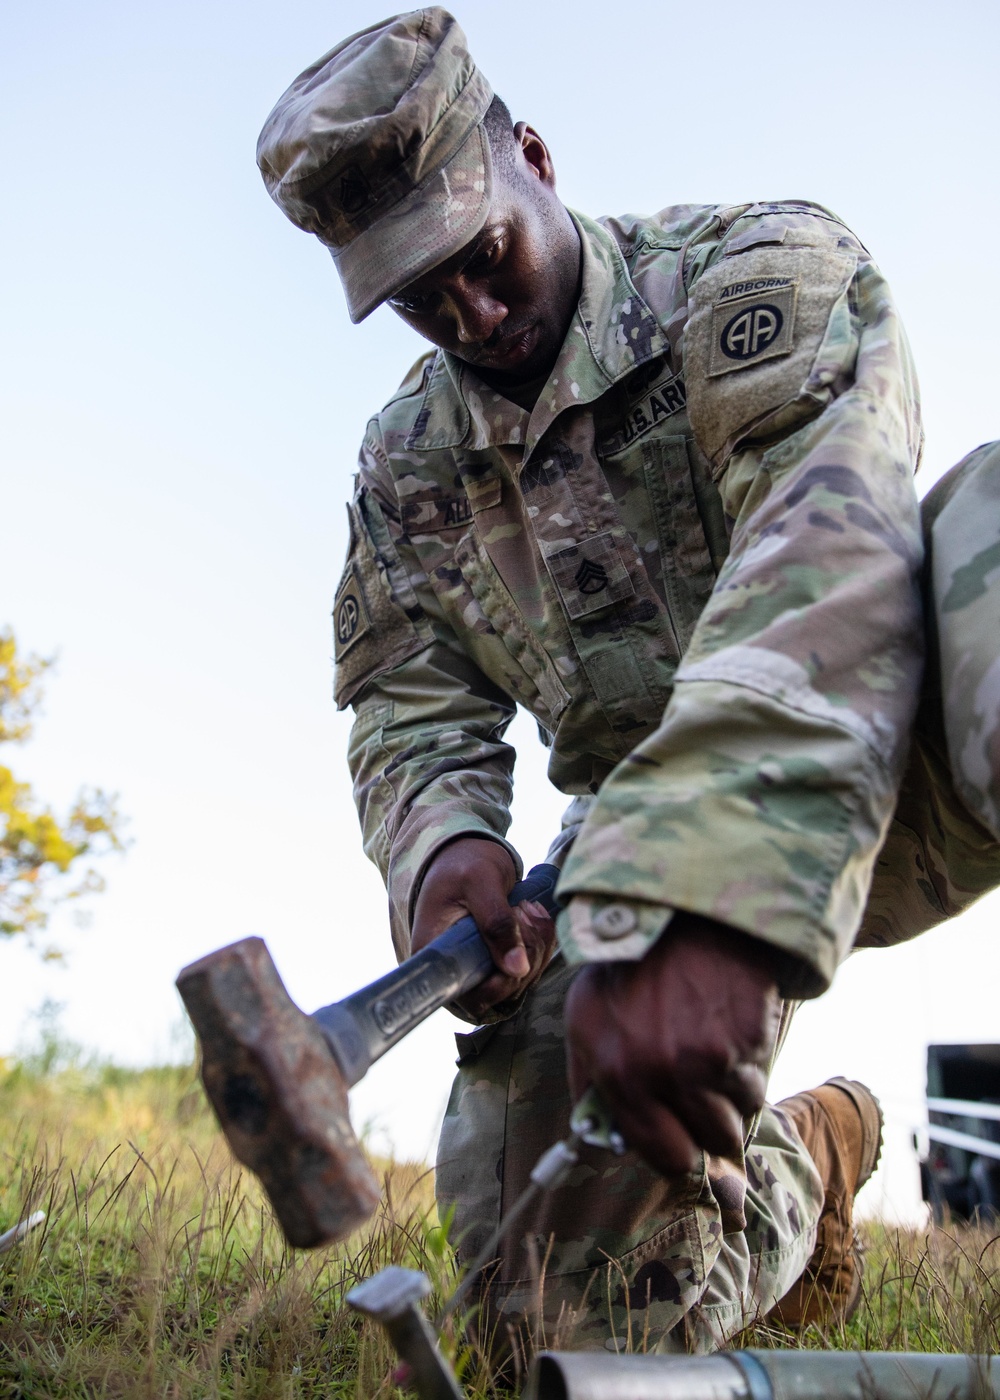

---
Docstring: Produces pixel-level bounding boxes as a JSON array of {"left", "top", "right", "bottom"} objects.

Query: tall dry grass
[
  {"left": 1, "top": 1057, "right": 998, "bottom": 1397},
  {"left": 0, "top": 1059, "right": 461, "bottom": 1398}
]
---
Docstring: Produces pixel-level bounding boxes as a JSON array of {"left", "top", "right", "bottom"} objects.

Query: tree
[{"left": 0, "top": 629, "right": 125, "bottom": 954}]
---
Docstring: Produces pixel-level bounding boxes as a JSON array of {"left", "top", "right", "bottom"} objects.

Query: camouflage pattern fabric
[
  {"left": 436, "top": 958, "right": 824, "bottom": 1357},
  {"left": 338, "top": 200, "right": 937, "bottom": 992},
  {"left": 933, "top": 443, "right": 1000, "bottom": 840},
  {"left": 856, "top": 443, "right": 1000, "bottom": 948},
  {"left": 338, "top": 198, "right": 1000, "bottom": 1344},
  {"left": 256, "top": 9, "right": 496, "bottom": 324}
]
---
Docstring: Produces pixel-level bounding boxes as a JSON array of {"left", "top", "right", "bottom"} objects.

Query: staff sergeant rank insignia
[
  {"left": 574, "top": 557, "right": 609, "bottom": 595},
  {"left": 708, "top": 277, "right": 797, "bottom": 377},
  {"left": 333, "top": 565, "right": 371, "bottom": 659}
]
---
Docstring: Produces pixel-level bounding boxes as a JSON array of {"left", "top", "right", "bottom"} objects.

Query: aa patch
[
  {"left": 708, "top": 279, "right": 797, "bottom": 377},
  {"left": 333, "top": 565, "right": 371, "bottom": 660}
]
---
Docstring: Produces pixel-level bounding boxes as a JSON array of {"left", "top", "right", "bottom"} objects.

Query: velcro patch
[
  {"left": 402, "top": 492, "right": 474, "bottom": 536},
  {"left": 401, "top": 474, "right": 501, "bottom": 539},
  {"left": 546, "top": 532, "right": 635, "bottom": 619},
  {"left": 708, "top": 281, "right": 797, "bottom": 376},
  {"left": 683, "top": 238, "right": 858, "bottom": 469},
  {"left": 333, "top": 565, "right": 371, "bottom": 660}
]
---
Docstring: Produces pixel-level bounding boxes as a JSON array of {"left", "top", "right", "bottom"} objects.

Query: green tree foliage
[{"left": 0, "top": 629, "right": 125, "bottom": 952}]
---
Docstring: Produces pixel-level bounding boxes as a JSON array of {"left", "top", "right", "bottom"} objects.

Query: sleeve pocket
[{"left": 333, "top": 491, "right": 431, "bottom": 710}]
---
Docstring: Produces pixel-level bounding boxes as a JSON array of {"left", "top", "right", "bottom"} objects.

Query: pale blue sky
[{"left": 2, "top": 0, "right": 999, "bottom": 1215}]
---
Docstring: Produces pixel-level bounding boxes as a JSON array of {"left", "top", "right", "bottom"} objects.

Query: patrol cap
[{"left": 256, "top": 8, "right": 494, "bottom": 323}]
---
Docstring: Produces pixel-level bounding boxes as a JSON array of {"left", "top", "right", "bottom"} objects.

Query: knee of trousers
[
  {"left": 860, "top": 442, "right": 1000, "bottom": 950},
  {"left": 433, "top": 962, "right": 815, "bottom": 1354},
  {"left": 926, "top": 440, "right": 1000, "bottom": 840}
]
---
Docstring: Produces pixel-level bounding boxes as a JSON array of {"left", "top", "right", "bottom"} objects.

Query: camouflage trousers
[
  {"left": 436, "top": 441, "right": 1000, "bottom": 1356},
  {"left": 436, "top": 957, "right": 823, "bottom": 1357}
]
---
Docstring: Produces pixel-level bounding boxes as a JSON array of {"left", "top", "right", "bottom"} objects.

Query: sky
[{"left": 2, "top": 0, "right": 999, "bottom": 1221}]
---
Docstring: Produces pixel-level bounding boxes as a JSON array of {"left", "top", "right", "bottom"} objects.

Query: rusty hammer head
[{"left": 176, "top": 937, "right": 380, "bottom": 1248}]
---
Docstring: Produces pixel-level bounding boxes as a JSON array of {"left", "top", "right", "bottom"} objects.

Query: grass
[{"left": 1, "top": 1057, "right": 998, "bottom": 1397}]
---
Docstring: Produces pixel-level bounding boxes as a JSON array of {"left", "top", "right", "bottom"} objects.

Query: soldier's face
[{"left": 387, "top": 125, "right": 581, "bottom": 389}]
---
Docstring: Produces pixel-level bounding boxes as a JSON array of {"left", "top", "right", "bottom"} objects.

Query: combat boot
[{"left": 767, "top": 1077, "right": 883, "bottom": 1328}]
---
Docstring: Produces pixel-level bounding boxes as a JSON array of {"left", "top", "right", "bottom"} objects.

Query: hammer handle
[{"left": 311, "top": 863, "right": 562, "bottom": 1088}]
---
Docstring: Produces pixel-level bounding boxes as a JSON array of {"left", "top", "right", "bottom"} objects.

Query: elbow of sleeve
[{"left": 557, "top": 680, "right": 901, "bottom": 995}]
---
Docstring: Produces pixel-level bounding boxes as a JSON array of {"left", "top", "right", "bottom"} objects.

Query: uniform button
[{"left": 591, "top": 903, "right": 638, "bottom": 939}]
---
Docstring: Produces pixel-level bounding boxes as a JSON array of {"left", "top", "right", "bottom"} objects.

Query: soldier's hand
[
  {"left": 564, "top": 914, "right": 783, "bottom": 1175},
  {"left": 411, "top": 837, "right": 555, "bottom": 1019}
]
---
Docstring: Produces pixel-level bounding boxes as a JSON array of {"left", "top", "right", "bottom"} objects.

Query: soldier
[{"left": 257, "top": 7, "right": 1000, "bottom": 1356}]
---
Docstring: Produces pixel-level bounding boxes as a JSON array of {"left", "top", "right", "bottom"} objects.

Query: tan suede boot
[{"left": 767, "top": 1077, "right": 883, "bottom": 1328}]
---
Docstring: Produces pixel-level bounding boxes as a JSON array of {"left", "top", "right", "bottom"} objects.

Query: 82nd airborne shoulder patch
[
  {"left": 708, "top": 277, "right": 797, "bottom": 377},
  {"left": 333, "top": 565, "right": 371, "bottom": 661}
]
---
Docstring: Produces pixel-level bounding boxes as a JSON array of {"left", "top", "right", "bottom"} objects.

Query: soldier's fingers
[
  {"left": 598, "top": 1051, "right": 748, "bottom": 1163},
  {"left": 660, "top": 1057, "right": 767, "bottom": 1119},
  {"left": 719, "top": 1061, "right": 769, "bottom": 1118},
  {"left": 645, "top": 1058, "right": 762, "bottom": 1158},
  {"left": 456, "top": 908, "right": 555, "bottom": 1015},
  {"left": 514, "top": 901, "right": 556, "bottom": 971},
  {"left": 425, "top": 858, "right": 524, "bottom": 974},
  {"left": 610, "top": 1095, "right": 702, "bottom": 1177},
  {"left": 412, "top": 837, "right": 519, "bottom": 949},
  {"left": 581, "top": 1050, "right": 704, "bottom": 1174},
  {"left": 478, "top": 903, "right": 530, "bottom": 978},
  {"left": 566, "top": 1035, "right": 592, "bottom": 1106},
  {"left": 453, "top": 970, "right": 516, "bottom": 1017},
  {"left": 667, "top": 1086, "right": 746, "bottom": 1161},
  {"left": 515, "top": 899, "right": 551, "bottom": 929}
]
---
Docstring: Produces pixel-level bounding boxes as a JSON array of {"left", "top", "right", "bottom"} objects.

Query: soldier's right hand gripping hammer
[{"left": 176, "top": 863, "right": 596, "bottom": 1249}]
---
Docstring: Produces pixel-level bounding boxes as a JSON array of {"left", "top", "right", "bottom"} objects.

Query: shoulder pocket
[
  {"left": 333, "top": 489, "right": 432, "bottom": 710},
  {"left": 684, "top": 240, "right": 858, "bottom": 471}
]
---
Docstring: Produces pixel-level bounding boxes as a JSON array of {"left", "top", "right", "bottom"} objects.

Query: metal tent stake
[{"left": 0, "top": 1211, "right": 45, "bottom": 1256}]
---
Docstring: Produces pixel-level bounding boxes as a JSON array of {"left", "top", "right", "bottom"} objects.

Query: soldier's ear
[{"left": 514, "top": 122, "right": 557, "bottom": 189}]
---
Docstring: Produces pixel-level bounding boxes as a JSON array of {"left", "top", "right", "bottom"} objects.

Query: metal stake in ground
[
  {"left": 347, "top": 1268, "right": 464, "bottom": 1400},
  {"left": 347, "top": 1096, "right": 625, "bottom": 1400},
  {"left": 0, "top": 1211, "right": 45, "bottom": 1256}
]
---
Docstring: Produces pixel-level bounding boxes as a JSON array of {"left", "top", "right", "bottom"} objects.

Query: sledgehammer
[{"left": 176, "top": 863, "right": 561, "bottom": 1250}]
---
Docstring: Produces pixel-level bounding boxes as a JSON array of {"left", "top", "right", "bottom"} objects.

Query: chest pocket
[
  {"left": 453, "top": 531, "right": 571, "bottom": 729},
  {"left": 545, "top": 531, "right": 635, "bottom": 619},
  {"left": 641, "top": 435, "right": 724, "bottom": 653}
]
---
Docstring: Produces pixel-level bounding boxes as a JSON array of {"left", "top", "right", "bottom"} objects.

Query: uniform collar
[{"left": 403, "top": 210, "right": 669, "bottom": 456}]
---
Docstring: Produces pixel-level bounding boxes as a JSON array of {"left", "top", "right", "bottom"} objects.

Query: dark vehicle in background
[{"left": 919, "top": 1043, "right": 1000, "bottom": 1222}]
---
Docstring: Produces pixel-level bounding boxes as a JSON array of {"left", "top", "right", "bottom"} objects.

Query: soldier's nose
[{"left": 453, "top": 292, "right": 507, "bottom": 345}]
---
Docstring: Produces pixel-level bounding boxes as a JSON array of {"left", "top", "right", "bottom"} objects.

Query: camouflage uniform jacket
[{"left": 334, "top": 200, "right": 924, "bottom": 998}]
